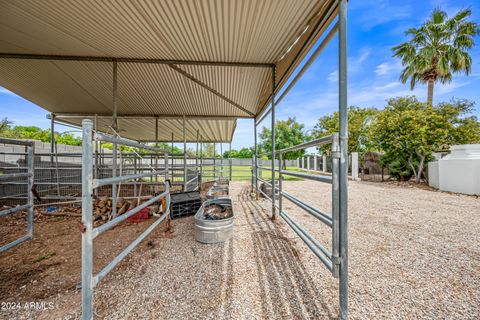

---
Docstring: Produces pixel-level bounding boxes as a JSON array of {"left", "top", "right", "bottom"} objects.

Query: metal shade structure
[
  {"left": 0, "top": 0, "right": 349, "bottom": 319},
  {"left": 0, "top": 0, "right": 338, "bottom": 141},
  {"left": 55, "top": 114, "right": 236, "bottom": 142}
]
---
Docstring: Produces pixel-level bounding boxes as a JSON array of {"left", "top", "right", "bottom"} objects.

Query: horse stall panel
[{"left": 0, "top": 138, "right": 34, "bottom": 253}]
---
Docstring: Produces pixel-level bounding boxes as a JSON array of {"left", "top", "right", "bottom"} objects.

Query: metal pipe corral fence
[
  {"left": 81, "top": 119, "right": 171, "bottom": 320},
  {"left": 0, "top": 138, "right": 34, "bottom": 253}
]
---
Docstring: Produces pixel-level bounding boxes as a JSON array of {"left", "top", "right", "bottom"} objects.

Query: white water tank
[{"left": 438, "top": 144, "right": 480, "bottom": 195}]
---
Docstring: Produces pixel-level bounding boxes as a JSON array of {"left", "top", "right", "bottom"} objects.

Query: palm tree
[{"left": 392, "top": 8, "right": 479, "bottom": 105}]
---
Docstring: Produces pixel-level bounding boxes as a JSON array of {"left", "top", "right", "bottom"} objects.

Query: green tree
[
  {"left": 0, "top": 121, "right": 83, "bottom": 146},
  {"left": 237, "top": 147, "right": 254, "bottom": 158},
  {"left": 223, "top": 147, "right": 253, "bottom": 158},
  {"left": 371, "top": 96, "right": 480, "bottom": 183},
  {"left": 393, "top": 8, "right": 479, "bottom": 105},
  {"left": 0, "top": 117, "right": 12, "bottom": 133},
  {"left": 313, "top": 106, "right": 378, "bottom": 156},
  {"left": 199, "top": 143, "right": 218, "bottom": 158},
  {"left": 259, "top": 117, "right": 308, "bottom": 169}
]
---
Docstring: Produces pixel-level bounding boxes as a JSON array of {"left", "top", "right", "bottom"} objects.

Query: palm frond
[
  {"left": 431, "top": 8, "right": 447, "bottom": 24},
  {"left": 391, "top": 6, "right": 477, "bottom": 99}
]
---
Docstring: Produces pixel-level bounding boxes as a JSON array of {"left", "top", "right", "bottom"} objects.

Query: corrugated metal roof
[
  {"left": 57, "top": 116, "right": 236, "bottom": 143},
  {"left": 0, "top": 0, "right": 338, "bottom": 142}
]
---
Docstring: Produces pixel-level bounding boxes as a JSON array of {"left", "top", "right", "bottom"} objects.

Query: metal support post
[
  {"left": 155, "top": 116, "right": 159, "bottom": 183},
  {"left": 183, "top": 115, "right": 187, "bottom": 191},
  {"left": 111, "top": 60, "right": 118, "bottom": 217},
  {"left": 196, "top": 130, "right": 199, "bottom": 171},
  {"left": 323, "top": 154, "right": 327, "bottom": 172},
  {"left": 134, "top": 157, "right": 137, "bottom": 196},
  {"left": 229, "top": 143, "right": 232, "bottom": 181},
  {"left": 81, "top": 119, "right": 94, "bottom": 320},
  {"left": 331, "top": 133, "right": 340, "bottom": 278},
  {"left": 94, "top": 114, "right": 99, "bottom": 196},
  {"left": 200, "top": 137, "right": 203, "bottom": 181},
  {"left": 339, "top": 1, "right": 349, "bottom": 318},
  {"left": 278, "top": 153, "right": 283, "bottom": 214},
  {"left": 50, "top": 113, "right": 55, "bottom": 154},
  {"left": 253, "top": 118, "right": 258, "bottom": 193},
  {"left": 50, "top": 113, "right": 55, "bottom": 192},
  {"left": 213, "top": 143, "right": 216, "bottom": 180},
  {"left": 220, "top": 143, "right": 223, "bottom": 177},
  {"left": 112, "top": 145, "right": 117, "bottom": 216},
  {"left": 271, "top": 65, "right": 276, "bottom": 220},
  {"left": 54, "top": 141, "right": 61, "bottom": 196},
  {"left": 171, "top": 133, "right": 174, "bottom": 183},
  {"left": 27, "top": 143, "right": 34, "bottom": 237},
  {"left": 164, "top": 147, "right": 169, "bottom": 182}
]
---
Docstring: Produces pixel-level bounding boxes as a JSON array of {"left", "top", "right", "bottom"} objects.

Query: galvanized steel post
[
  {"left": 200, "top": 136, "right": 203, "bottom": 180},
  {"left": 50, "top": 113, "right": 55, "bottom": 193},
  {"left": 164, "top": 147, "right": 169, "bottom": 182},
  {"left": 339, "top": 0, "right": 349, "bottom": 318},
  {"left": 112, "top": 144, "right": 117, "bottom": 216},
  {"left": 271, "top": 65, "right": 276, "bottom": 220},
  {"left": 171, "top": 132, "right": 174, "bottom": 183},
  {"left": 94, "top": 114, "right": 99, "bottom": 196},
  {"left": 278, "top": 153, "right": 283, "bottom": 214},
  {"left": 253, "top": 118, "right": 258, "bottom": 193},
  {"left": 183, "top": 115, "right": 187, "bottom": 191},
  {"left": 50, "top": 113, "right": 55, "bottom": 153},
  {"left": 155, "top": 116, "right": 159, "bottom": 183},
  {"left": 27, "top": 143, "right": 34, "bottom": 237},
  {"left": 133, "top": 157, "right": 137, "bottom": 196},
  {"left": 81, "top": 119, "right": 94, "bottom": 320},
  {"left": 229, "top": 143, "right": 232, "bottom": 181},
  {"left": 111, "top": 60, "right": 118, "bottom": 217},
  {"left": 213, "top": 143, "right": 216, "bottom": 180},
  {"left": 196, "top": 130, "right": 199, "bottom": 172},
  {"left": 220, "top": 143, "right": 223, "bottom": 177},
  {"left": 331, "top": 133, "right": 340, "bottom": 278}
]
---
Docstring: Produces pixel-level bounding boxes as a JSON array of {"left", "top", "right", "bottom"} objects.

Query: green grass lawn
[{"left": 201, "top": 165, "right": 303, "bottom": 181}]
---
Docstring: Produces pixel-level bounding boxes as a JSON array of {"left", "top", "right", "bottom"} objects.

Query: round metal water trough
[
  {"left": 195, "top": 198, "right": 235, "bottom": 244},
  {"left": 205, "top": 184, "right": 229, "bottom": 199}
]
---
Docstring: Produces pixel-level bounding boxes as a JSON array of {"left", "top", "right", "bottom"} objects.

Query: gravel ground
[{"left": 3, "top": 180, "right": 479, "bottom": 319}]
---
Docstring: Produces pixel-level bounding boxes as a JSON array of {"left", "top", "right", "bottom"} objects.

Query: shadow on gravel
[{"left": 237, "top": 186, "right": 335, "bottom": 319}]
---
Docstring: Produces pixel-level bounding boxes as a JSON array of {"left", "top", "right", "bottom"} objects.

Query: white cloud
[
  {"left": 435, "top": 81, "right": 469, "bottom": 95},
  {"left": 374, "top": 81, "right": 402, "bottom": 91},
  {"left": 328, "top": 70, "right": 338, "bottom": 83},
  {"left": 349, "top": 47, "right": 371, "bottom": 73},
  {"left": 375, "top": 60, "right": 402, "bottom": 76},
  {"left": 357, "top": 49, "right": 371, "bottom": 64},
  {"left": 351, "top": 1, "right": 412, "bottom": 29}
]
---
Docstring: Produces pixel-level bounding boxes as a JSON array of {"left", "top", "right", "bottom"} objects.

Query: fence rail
[
  {"left": 81, "top": 119, "right": 172, "bottom": 320},
  {"left": 2, "top": 144, "right": 300, "bottom": 204},
  {"left": 252, "top": 132, "right": 347, "bottom": 316},
  {"left": 0, "top": 138, "right": 34, "bottom": 253}
]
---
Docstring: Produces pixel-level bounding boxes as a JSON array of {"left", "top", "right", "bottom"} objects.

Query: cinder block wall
[{"left": 0, "top": 140, "right": 112, "bottom": 164}]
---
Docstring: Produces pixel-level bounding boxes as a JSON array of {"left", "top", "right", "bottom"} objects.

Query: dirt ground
[
  {"left": 0, "top": 180, "right": 479, "bottom": 319},
  {"left": 0, "top": 211, "right": 173, "bottom": 304}
]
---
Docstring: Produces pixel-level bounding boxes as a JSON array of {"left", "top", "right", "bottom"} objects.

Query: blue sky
[{"left": 1, "top": 0, "right": 479, "bottom": 150}]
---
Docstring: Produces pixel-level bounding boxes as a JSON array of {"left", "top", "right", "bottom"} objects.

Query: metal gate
[
  {"left": 81, "top": 120, "right": 171, "bottom": 320},
  {"left": 253, "top": 133, "right": 348, "bottom": 319},
  {"left": 0, "top": 138, "right": 34, "bottom": 253}
]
